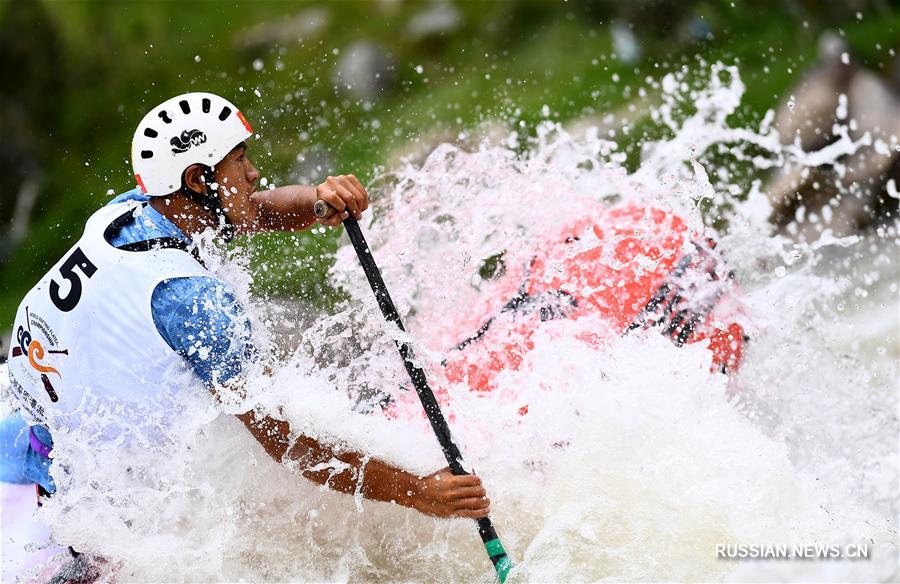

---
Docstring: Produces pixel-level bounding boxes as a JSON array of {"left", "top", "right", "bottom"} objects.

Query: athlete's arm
[
  {"left": 250, "top": 175, "right": 369, "bottom": 232},
  {"left": 237, "top": 410, "right": 491, "bottom": 519},
  {"left": 152, "top": 275, "right": 486, "bottom": 518}
]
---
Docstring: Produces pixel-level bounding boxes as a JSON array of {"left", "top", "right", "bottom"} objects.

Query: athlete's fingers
[
  {"left": 330, "top": 180, "right": 361, "bottom": 218},
  {"left": 330, "top": 176, "right": 364, "bottom": 218},
  {"left": 448, "top": 486, "right": 487, "bottom": 500},
  {"left": 316, "top": 183, "right": 350, "bottom": 226},
  {"left": 319, "top": 211, "right": 350, "bottom": 227},
  {"left": 316, "top": 199, "right": 347, "bottom": 227},
  {"left": 344, "top": 175, "right": 369, "bottom": 211},
  {"left": 337, "top": 176, "right": 366, "bottom": 213},
  {"left": 318, "top": 185, "right": 346, "bottom": 212},
  {"left": 444, "top": 474, "right": 483, "bottom": 488},
  {"left": 451, "top": 496, "right": 491, "bottom": 510},
  {"left": 318, "top": 210, "right": 345, "bottom": 227},
  {"left": 319, "top": 212, "right": 346, "bottom": 227},
  {"left": 452, "top": 506, "right": 491, "bottom": 519}
]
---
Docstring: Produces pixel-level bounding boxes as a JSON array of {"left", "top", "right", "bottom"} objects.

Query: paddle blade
[{"left": 484, "top": 537, "right": 512, "bottom": 582}]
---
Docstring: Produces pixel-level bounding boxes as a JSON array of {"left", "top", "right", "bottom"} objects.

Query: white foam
[{"left": 9, "top": 63, "right": 896, "bottom": 581}]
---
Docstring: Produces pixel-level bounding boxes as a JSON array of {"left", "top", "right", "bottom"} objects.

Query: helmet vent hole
[
  {"left": 202, "top": 98, "right": 211, "bottom": 113},
  {"left": 143, "top": 128, "right": 158, "bottom": 138},
  {"left": 218, "top": 106, "right": 232, "bottom": 121},
  {"left": 158, "top": 111, "right": 172, "bottom": 124},
  {"left": 141, "top": 150, "right": 154, "bottom": 159},
  {"left": 179, "top": 100, "right": 191, "bottom": 114}
]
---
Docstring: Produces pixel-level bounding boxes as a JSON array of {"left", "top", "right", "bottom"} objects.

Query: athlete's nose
[{"left": 246, "top": 159, "right": 260, "bottom": 184}]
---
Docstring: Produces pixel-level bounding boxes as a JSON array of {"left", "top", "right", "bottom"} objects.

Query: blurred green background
[{"left": 1, "top": 0, "right": 898, "bottom": 338}]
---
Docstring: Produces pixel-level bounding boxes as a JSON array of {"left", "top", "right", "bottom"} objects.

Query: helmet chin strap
[{"left": 181, "top": 165, "right": 235, "bottom": 241}]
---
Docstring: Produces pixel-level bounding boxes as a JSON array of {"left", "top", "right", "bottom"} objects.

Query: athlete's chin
[{"left": 233, "top": 213, "right": 260, "bottom": 234}]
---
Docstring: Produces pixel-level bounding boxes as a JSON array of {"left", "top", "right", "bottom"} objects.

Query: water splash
[{"left": 8, "top": 63, "right": 897, "bottom": 582}]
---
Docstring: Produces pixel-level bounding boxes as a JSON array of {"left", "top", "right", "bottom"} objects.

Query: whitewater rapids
[{"left": 2, "top": 64, "right": 897, "bottom": 582}]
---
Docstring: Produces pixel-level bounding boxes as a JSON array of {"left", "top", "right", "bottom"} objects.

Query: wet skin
[{"left": 147, "top": 146, "right": 490, "bottom": 519}]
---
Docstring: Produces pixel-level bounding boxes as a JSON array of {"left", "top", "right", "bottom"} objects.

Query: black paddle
[{"left": 314, "top": 200, "right": 512, "bottom": 582}]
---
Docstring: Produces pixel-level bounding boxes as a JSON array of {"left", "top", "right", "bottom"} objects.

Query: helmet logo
[{"left": 170, "top": 129, "right": 207, "bottom": 154}]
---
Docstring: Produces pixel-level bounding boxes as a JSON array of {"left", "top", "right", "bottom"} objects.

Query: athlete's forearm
[
  {"left": 288, "top": 433, "right": 421, "bottom": 507},
  {"left": 237, "top": 411, "right": 419, "bottom": 508},
  {"left": 250, "top": 185, "right": 318, "bottom": 232}
]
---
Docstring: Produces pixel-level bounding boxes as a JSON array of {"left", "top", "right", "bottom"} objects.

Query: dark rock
[{"left": 767, "top": 32, "right": 900, "bottom": 240}]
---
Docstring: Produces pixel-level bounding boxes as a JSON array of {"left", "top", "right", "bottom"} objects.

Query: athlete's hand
[
  {"left": 316, "top": 174, "right": 369, "bottom": 226},
  {"left": 411, "top": 467, "right": 491, "bottom": 519}
]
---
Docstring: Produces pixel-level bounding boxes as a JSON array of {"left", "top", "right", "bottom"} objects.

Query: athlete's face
[{"left": 214, "top": 142, "right": 260, "bottom": 232}]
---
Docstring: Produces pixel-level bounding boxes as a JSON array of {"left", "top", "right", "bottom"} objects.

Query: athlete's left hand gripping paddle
[{"left": 314, "top": 200, "right": 513, "bottom": 582}]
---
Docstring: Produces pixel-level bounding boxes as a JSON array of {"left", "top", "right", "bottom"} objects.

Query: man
[{"left": 6, "top": 92, "right": 490, "bottom": 534}]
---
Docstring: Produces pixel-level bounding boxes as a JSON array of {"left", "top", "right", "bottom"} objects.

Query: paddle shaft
[{"left": 321, "top": 202, "right": 511, "bottom": 580}]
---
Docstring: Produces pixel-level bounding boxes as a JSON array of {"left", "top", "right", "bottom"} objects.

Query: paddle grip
[{"left": 313, "top": 199, "right": 337, "bottom": 219}]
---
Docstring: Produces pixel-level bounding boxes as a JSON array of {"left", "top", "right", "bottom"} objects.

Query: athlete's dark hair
[{"left": 179, "top": 164, "right": 234, "bottom": 240}]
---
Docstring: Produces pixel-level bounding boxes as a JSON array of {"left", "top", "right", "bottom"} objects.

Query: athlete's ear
[{"left": 182, "top": 164, "right": 207, "bottom": 195}]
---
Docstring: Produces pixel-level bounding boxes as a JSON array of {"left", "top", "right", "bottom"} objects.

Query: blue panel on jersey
[{"left": 107, "top": 189, "right": 257, "bottom": 387}]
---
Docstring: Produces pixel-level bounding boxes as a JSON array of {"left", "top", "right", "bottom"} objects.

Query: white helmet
[{"left": 131, "top": 92, "right": 253, "bottom": 197}]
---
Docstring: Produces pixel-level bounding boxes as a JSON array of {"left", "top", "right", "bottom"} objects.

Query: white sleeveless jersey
[{"left": 7, "top": 201, "right": 212, "bottom": 440}]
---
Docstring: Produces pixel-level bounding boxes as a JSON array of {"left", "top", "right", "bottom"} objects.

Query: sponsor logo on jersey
[{"left": 11, "top": 306, "right": 67, "bottom": 403}]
